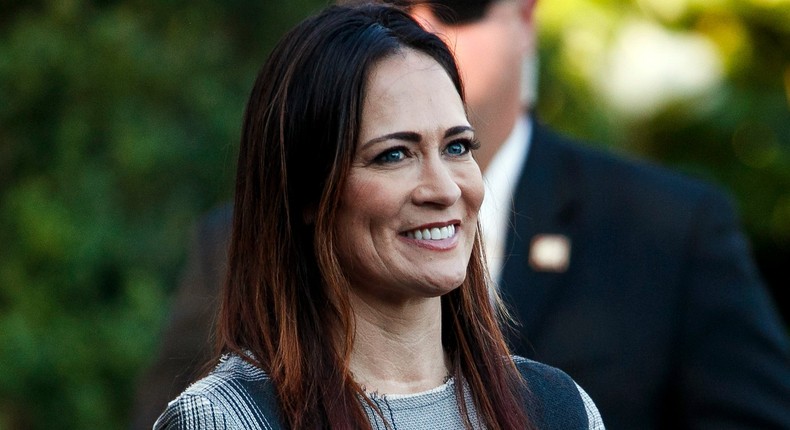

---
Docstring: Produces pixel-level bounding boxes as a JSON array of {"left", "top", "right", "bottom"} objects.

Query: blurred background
[{"left": 0, "top": 0, "right": 787, "bottom": 428}]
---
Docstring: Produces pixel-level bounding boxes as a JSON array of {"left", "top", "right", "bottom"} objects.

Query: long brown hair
[{"left": 217, "top": 4, "right": 532, "bottom": 429}]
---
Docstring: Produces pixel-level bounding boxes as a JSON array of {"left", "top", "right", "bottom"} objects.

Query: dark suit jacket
[
  {"left": 131, "top": 119, "right": 790, "bottom": 429},
  {"left": 501, "top": 121, "right": 790, "bottom": 429}
]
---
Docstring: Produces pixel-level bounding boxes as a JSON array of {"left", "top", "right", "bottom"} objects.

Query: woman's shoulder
[
  {"left": 153, "top": 353, "right": 282, "bottom": 430},
  {"left": 512, "top": 356, "right": 605, "bottom": 430},
  {"left": 511, "top": 355, "right": 576, "bottom": 390}
]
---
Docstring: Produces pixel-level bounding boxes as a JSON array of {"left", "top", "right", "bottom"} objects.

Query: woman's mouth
[{"left": 402, "top": 223, "right": 457, "bottom": 241}]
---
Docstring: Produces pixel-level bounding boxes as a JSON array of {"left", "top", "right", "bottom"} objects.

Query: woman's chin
[{"left": 421, "top": 273, "right": 467, "bottom": 297}]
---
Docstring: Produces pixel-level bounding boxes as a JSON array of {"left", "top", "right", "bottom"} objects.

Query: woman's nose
[{"left": 411, "top": 156, "right": 462, "bottom": 207}]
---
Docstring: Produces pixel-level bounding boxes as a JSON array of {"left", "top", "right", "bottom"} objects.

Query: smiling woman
[
  {"left": 336, "top": 49, "right": 484, "bottom": 305},
  {"left": 153, "top": 4, "right": 603, "bottom": 430}
]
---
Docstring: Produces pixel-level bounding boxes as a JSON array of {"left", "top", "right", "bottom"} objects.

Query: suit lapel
[{"left": 500, "top": 119, "right": 582, "bottom": 357}]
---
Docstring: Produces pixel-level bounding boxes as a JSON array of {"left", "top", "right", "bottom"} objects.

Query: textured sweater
[{"left": 153, "top": 354, "right": 604, "bottom": 429}]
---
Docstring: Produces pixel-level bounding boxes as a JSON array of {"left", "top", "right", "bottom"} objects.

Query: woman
[{"left": 155, "top": 4, "right": 603, "bottom": 429}]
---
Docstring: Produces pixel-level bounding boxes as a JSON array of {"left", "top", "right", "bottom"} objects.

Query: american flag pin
[{"left": 529, "top": 234, "right": 571, "bottom": 273}]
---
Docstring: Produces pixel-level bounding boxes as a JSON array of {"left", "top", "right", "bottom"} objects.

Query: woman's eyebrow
[
  {"left": 361, "top": 131, "right": 420, "bottom": 149},
  {"left": 362, "top": 125, "right": 474, "bottom": 149},
  {"left": 445, "top": 125, "right": 474, "bottom": 138}
]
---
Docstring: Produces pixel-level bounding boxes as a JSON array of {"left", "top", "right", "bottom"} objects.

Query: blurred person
[
  {"left": 152, "top": 4, "right": 604, "bottom": 429},
  {"left": 398, "top": 2, "right": 790, "bottom": 429},
  {"left": 133, "top": 0, "right": 790, "bottom": 429},
  {"left": 397, "top": 1, "right": 790, "bottom": 429}
]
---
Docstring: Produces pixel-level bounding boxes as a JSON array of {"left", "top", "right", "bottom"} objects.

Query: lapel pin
[{"left": 529, "top": 234, "right": 571, "bottom": 273}]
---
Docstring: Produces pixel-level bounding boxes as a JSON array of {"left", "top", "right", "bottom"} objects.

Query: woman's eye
[
  {"left": 445, "top": 139, "right": 475, "bottom": 156},
  {"left": 374, "top": 148, "right": 407, "bottom": 164}
]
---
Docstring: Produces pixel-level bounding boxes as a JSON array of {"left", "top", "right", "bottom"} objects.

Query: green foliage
[
  {"left": 0, "top": 1, "right": 325, "bottom": 428},
  {"left": 0, "top": 0, "right": 786, "bottom": 428}
]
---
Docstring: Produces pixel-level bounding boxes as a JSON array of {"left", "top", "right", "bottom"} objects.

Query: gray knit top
[{"left": 153, "top": 354, "right": 604, "bottom": 429}]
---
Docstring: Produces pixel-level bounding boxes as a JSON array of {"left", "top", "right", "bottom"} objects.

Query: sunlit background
[{"left": 0, "top": 0, "right": 787, "bottom": 428}]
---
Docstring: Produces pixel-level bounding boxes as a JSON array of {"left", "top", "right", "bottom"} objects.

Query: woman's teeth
[{"left": 404, "top": 225, "right": 456, "bottom": 240}]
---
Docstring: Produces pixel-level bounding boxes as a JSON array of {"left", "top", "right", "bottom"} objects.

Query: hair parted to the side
[{"left": 217, "top": 4, "right": 533, "bottom": 429}]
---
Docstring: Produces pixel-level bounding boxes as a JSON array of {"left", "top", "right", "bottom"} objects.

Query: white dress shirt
[{"left": 479, "top": 115, "right": 532, "bottom": 287}]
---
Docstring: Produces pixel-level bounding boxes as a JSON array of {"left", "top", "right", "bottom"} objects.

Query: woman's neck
[{"left": 348, "top": 294, "right": 450, "bottom": 395}]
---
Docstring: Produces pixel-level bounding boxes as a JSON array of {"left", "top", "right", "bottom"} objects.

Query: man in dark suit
[{"left": 131, "top": 0, "right": 790, "bottom": 428}]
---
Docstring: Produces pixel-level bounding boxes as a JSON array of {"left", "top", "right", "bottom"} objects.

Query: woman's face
[{"left": 334, "top": 49, "right": 484, "bottom": 306}]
